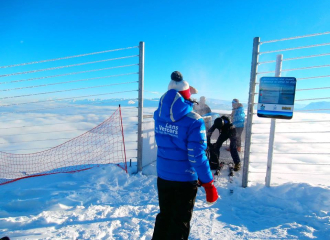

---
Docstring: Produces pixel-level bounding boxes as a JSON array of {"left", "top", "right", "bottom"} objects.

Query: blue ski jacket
[
  {"left": 232, "top": 106, "right": 245, "bottom": 128},
  {"left": 153, "top": 89, "right": 213, "bottom": 184}
]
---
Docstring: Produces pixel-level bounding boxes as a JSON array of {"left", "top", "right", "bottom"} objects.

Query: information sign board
[{"left": 257, "top": 77, "right": 297, "bottom": 119}]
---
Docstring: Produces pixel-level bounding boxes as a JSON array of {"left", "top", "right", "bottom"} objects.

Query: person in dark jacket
[
  {"left": 152, "top": 71, "right": 218, "bottom": 240},
  {"left": 207, "top": 115, "right": 241, "bottom": 171}
]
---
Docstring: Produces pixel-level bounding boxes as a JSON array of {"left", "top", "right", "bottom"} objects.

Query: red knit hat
[{"left": 168, "top": 71, "right": 197, "bottom": 99}]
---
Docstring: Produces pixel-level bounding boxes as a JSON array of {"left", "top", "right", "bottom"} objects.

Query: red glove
[{"left": 201, "top": 180, "right": 219, "bottom": 205}]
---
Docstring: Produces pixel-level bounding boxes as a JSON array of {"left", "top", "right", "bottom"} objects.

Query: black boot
[{"left": 234, "top": 162, "right": 241, "bottom": 171}]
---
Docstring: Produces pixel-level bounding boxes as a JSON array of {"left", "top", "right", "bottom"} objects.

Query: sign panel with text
[{"left": 257, "top": 77, "right": 297, "bottom": 119}]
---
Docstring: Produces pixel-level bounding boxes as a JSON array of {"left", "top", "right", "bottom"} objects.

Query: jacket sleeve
[
  {"left": 240, "top": 108, "right": 246, "bottom": 122},
  {"left": 233, "top": 108, "right": 245, "bottom": 126},
  {"left": 238, "top": 108, "right": 245, "bottom": 124},
  {"left": 187, "top": 118, "right": 213, "bottom": 184}
]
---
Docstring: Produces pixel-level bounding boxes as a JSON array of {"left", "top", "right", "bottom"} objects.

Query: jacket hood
[{"left": 156, "top": 89, "right": 193, "bottom": 122}]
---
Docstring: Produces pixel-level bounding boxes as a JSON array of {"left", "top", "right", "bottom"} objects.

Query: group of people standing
[
  {"left": 194, "top": 95, "right": 245, "bottom": 171},
  {"left": 194, "top": 96, "right": 245, "bottom": 154},
  {"left": 152, "top": 71, "right": 245, "bottom": 240}
]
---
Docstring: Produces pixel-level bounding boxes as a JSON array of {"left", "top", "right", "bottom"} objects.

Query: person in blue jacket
[
  {"left": 231, "top": 99, "right": 245, "bottom": 152},
  {"left": 152, "top": 71, "right": 218, "bottom": 240}
]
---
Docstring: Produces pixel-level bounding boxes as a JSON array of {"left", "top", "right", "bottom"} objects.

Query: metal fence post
[
  {"left": 242, "top": 37, "right": 260, "bottom": 188},
  {"left": 265, "top": 54, "right": 283, "bottom": 187},
  {"left": 137, "top": 41, "right": 145, "bottom": 172}
]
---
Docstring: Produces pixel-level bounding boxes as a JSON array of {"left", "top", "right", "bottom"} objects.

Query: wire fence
[
  {"left": 0, "top": 45, "right": 141, "bottom": 165},
  {"left": 243, "top": 31, "right": 330, "bottom": 187}
]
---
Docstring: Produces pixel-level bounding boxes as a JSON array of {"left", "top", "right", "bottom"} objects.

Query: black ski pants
[
  {"left": 215, "top": 128, "right": 241, "bottom": 164},
  {"left": 152, "top": 177, "right": 198, "bottom": 240}
]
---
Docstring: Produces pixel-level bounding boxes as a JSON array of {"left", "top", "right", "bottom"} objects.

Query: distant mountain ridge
[
  {"left": 68, "top": 98, "right": 330, "bottom": 112},
  {"left": 300, "top": 101, "right": 330, "bottom": 113}
]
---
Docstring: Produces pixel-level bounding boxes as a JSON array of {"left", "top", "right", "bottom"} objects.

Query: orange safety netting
[{"left": 0, "top": 106, "right": 127, "bottom": 185}]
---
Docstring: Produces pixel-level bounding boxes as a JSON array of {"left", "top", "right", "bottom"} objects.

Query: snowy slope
[
  {"left": 0, "top": 107, "right": 329, "bottom": 239},
  {"left": 0, "top": 162, "right": 329, "bottom": 240}
]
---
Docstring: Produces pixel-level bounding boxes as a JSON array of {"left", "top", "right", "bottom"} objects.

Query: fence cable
[
  {"left": 259, "top": 42, "right": 330, "bottom": 55},
  {"left": 258, "top": 52, "right": 330, "bottom": 65},
  {"left": 0, "top": 137, "right": 137, "bottom": 144},
  {"left": 282, "top": 64, "right": 330, "bottom": 72},
  {"left": 257, "top": 64, "right": 330, "bottom": 74},
  {"left": 3, "top": 146, "right": 138, "bottom": 153},
  {"left": 0, "top": 80, "right": 138, "bottom": 100},
  {"left": 295, "top": 97, "right": 330, "bottom": 101},
  {"left": 142, "top": 159, "right": 157, "bottom": 169},
  {"left": 0, "top": 127, "right": 138, "bottom": 136},
  {"left": 251, "top": 104, "right": 330, "bottom": 112},
  {"left": 296, "top": 86, "right": 330, "bottom": 91},
  {"left": 0, "top": 137, "right": 76, "bottom": 145},
  {"left": 258, "top": 60, "right": 276, "bottom": 65},
  {"left": 0, "top": 64, "right": 138, "bottom": 85},
  {"left": 250, "top": 152, "right": 330, "bottom": 155},
  {"left": 0, "top": 113, "right": 138, "bottom": 125},
  {"left": 1, "top": 73, "right": 138, "bottom": 92},
  {"left": 252, "top": 120, "right": 330, "bottom": 124},
  {"left": 295, "top": 109, "right": 330, "bottom": 112},
  {"left": 249, "top": 172, "right": 329, "bottom": 175},
  {"left": 250, "top": 162, "right": 330, "bottom": 166},
  {"left": 274, "top": 152, "right": 330, "bottom": 154},
  {"left": 0, "top": 122, "right": 138, "bottom": 130},
  {"left": 249, "top": 172, "right": 330, "bottom": 176},
  {"left": 284, "top": 52, "right": 330, "bottom": 61},
  {"left": 0, "top": 100, "right": 138, "bottom": 116},
  {"left": 270, "top": 172, "right": 330, "bottom": 175},
  {"left": 274, "top": 163, "right": 330, "bottom": 165},
  {"left": 257, "top": 70, "right": 275, "bottom": 75},
  {"left": 252, "top": 131, "right": 330, "bottom": 134},
  {"left": 0, "top": 46, "right": 138, "bottom": 69},
  {"left": 260, "top": 31, "right": 330, "bottom": 44},
  {"left": 252, "top": 75, "right": 330, "bottom": 85},
  {"left": 143, "top": 90, "right": 161, "bottom": 95},
  {"left": 253, "top": 97, "right": 330, "bottom": 102},
  {"left": 0, "top": 128, "right": 100, "bottom": 136},
  {"left": 297, "top": 75, "right": 330, "bottom": 80},
  {"left": 0, "top": 90, "right": 138, "bottom": 107},
  {"left": 0, "top": 55, "right": 138, "bottom": 78},
  {"left": 251, "top": 142, "right": 330, "bottom": 144}
]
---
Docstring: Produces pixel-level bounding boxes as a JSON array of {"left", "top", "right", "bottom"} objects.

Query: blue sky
[{"left": 1, "top": 0, "right": 330, "bottom": 103}]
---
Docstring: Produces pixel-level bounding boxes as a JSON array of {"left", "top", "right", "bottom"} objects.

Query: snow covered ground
[
  {"left": 0, "top": 107, "right": 329, "bottom": 239},
  {"left": 0, "top": 163, "right": 329, "bottom": 239}
]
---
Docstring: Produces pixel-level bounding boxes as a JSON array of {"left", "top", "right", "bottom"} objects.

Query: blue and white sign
[{"left": 257, "top": 77, "right": 297, "bottom": 119}]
